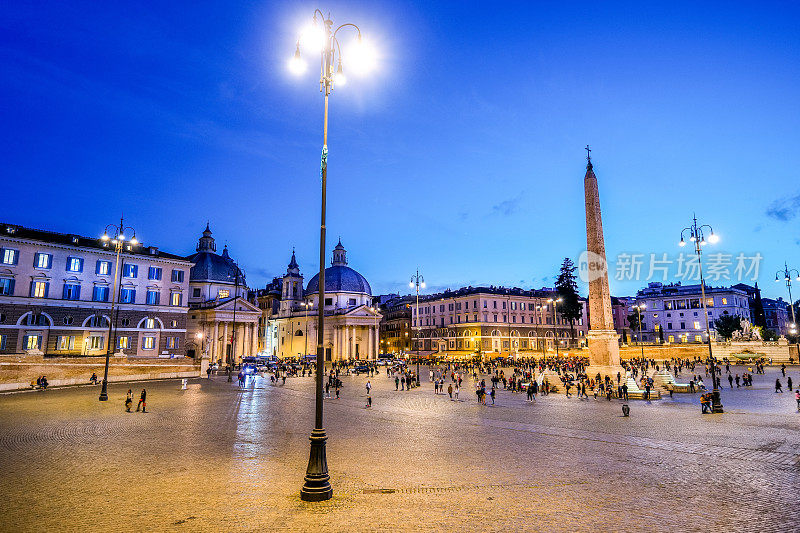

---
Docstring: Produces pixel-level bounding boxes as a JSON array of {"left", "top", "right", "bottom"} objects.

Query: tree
[
  {"left": 713, "top": 314, "right": 743, "bottom": 341},
  {"left": 658, "top": 327, "right": 665, "bottom": 344},
  {"left": 627, "top": 312, "right": 641, "bottom": 332},
  {"left": 762, "top": 328, "right": 779, "bottom": 341},
  {"left": 622, "top": 330, "right": 628, "bottom": 344},
  {"left": 752, "top": 283, "right": 767, "bottom": 328},
  {"left": 555, "top": 258, "right": 583, "bottom": 345}
]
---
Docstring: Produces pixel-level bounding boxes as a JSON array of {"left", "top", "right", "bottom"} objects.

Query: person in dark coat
[{"left": 136, "top": 389, "right": 147, "bottom": 412}]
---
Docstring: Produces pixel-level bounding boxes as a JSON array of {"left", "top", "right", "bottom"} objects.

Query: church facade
[
  {"left": 185, "top": 225, "right": 261, "bottom": 365},
  {"left": 270, "top": 240, "right": 380, "bottom": 361}
]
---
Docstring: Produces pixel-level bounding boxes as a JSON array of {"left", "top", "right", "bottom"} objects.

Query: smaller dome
[{"left": 306, "top": 265, "right": 371, "bottom": 296}]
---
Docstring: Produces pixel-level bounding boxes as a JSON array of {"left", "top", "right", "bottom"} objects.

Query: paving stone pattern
[{"left": 0, "top": 366, "right": 799, "bottom": 532}]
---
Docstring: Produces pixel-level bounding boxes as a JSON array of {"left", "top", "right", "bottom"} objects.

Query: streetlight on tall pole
[
  {"left": 290, "top": 9, "right": 375, "bottom": 502},
  {"left": 679, "top": 214, "right": 722, "bottom": 413},
  {"left": 410, "top": 269, "right": 425, "bottom": 386},
  {"left": 775, "top": 263, "right": 799, "bottom": 349},
  {"left": 98, "top": 217, "right": 137, "bottom": 402},
  {"left": 547, "top": 297, "right": 563, "bottom": 356},
  {"left": 633, "top": 303, "right": 646, "bottom": 359},
  {"left": 227, "top": 265, "right": 242, "bottom": 382}
]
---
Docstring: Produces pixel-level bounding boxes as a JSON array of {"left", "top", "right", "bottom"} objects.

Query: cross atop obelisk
[{"left": 583, "top": 149, "right": 623, "bottom": 380}]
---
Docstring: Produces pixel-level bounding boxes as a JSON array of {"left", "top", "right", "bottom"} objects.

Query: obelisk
[{"left": 583, "top": 147, "right": 624, "bottom": 380}]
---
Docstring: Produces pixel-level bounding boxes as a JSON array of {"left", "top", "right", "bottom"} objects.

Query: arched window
[{"left": 295, "top": 329, "right": 304, "bottom": 336}]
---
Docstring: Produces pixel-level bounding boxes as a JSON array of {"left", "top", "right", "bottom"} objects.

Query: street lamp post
[
  {"left": 98, "top": 217, "right": 137, "bottom": 401},
  {"left": 633, "top": 303, "right": 646, "bottom": 360},
  {"left": 227, "top": 265, "right": 242, "bottom": 382},
  {"left": 547, "top": 297, "right": 563, "bottom": 357},
  {"left": 680, "top": 214, "right": 722, "bottom": 413},
  {"left": 369, "top": 306, "right": 380, "bottom": 361},
  {"left": 291, "top": 10, "right": 373, "bottom": 502},
  {"left": 775, "top": 263, "right": 799, "bottom": 352},
  {"left": 410, "top": 269, "right": 425, "bottom": 386}
]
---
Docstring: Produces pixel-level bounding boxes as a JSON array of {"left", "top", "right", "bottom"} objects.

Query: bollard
[
  {"left": 622, "top": 404, "right": 630, "bottom": 417},
  {"left": 181, "top": 378, "right": 188, "bottom": 390}
]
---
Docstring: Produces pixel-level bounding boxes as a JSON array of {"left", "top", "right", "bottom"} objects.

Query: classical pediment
[
  {"left": 341, "top": 304, "right": 381, "bottom": 318},
  {"left": 209, "top": 297, "right": 261, "bottom": 314}
]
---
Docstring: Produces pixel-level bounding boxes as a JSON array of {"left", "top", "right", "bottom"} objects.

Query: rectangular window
[
  {"left": 680, "top": 322, "right": 686, "bottom": 329},
  {"left": 92, "top": 286, "right": 109, "bottom": 302},
  {"left": 148, "top": 266, "right": 162, "bottom": 280},
  {"left": 144, "top": 318, "right": 156, "bottom": 329},
  {"left": 694, "top": 321, "right": 701, "bottom": 329},
  {"left": 66, "top": 257, "right": 83, "bottom": 272},
  {"left": 62, "top": 283, "right": 81, "bottom": 300},
  {"left": 170, "top": 292, "right": 182, "bottom": 306},
  {"left": 31, "top": 280, "right": 49, "bottom": 298},
  {"left": 171, "top": 270, "right": 184, "bottom": 283},
  {"left": 218, "top": 289, "right": 230, "bottom": 298},
  {"left": 25, "top": 335, "right": 41, "bottom": 350},
  {"left": 146, "top": 290, "right": 160, "bottom": 305},
  {"left": 193, "top": 288, "right": 201, "bottom": 297},
  {"left": 0, "top": 335, "right": 6, "bottom": 350},
  {"left": 694, "top": 335, "right": 702, "bottom": 342},
  {"left": 96, "top": 260, "right": 111, "bottom": 275},
  {"left": 1, "top": 248, "right": 19, "bottom": 265},
  {"left": 35, "top": 253, "right": 52, "bottom": 269},
  {"left": 88, "top": 336, "right": 104, "bottom": 350},
  {"left": 57, "top": 336, "right": 75, "bottom": 350},
  {"left": 668, "top": 335, "right": 675, "bottom": 343},
  {"left": 166, "top": 337, "right": 179, "bottom": 349},
  {"left": 117, "top": 336, "right": 130, "bottom": 349},
  {"left": 721, "top": 297, "right": 728, "bottom": 305},
  {"left": 325, "top": 298, "right": 332, "bottom": 305},
  {"left": 0, "top": 278, "right": 14, "bottom": 295},
  {"left": 348, "top": 297, "right": 356, "bottom": 306},
  {"left": 142, "top": 337, "right": 156, "bottom": 350},
  {"left": 123, "top": 264, "right": 138, "bottom": 278},
  {"left": 120, "top": 288, "right": 136, "bottom": 303}
]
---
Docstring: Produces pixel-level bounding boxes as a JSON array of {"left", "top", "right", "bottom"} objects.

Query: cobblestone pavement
[{"left": 1, "top": 365, "right": 799, "bottom": 532}]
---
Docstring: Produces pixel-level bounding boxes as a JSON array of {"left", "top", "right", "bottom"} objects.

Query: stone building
[
  {"left": 378, "top": 295, "right": 413, "bottom": 355},
  {"left": 633, "top": 281, "right": 751, "bottom": 343},
  {"left": 249, "top": 277, "right": 282, "bottom": 355},
  {"left": 410, "top": 286, "right": 589, "bottom": 358},
  {"left": 271, "top": 240, "right": 380, "bottom": 361},
  {"left": 0, "top": 222, "right": 191, "bottom": 356},
  {"left": 185, "top": 225, "right": 260, "bottom": 364}
]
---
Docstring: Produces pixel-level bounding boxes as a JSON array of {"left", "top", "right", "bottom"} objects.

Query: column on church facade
[
  {"left": 367, "top": 325, "right": 373, "bottom": 361},
  {"left": 251, "top": 323, "right": 257, "bottom": 355},
  {"left": 222, "top": 322, "right": 229, "bottom": 362},
  {"left": 373, "top": 325, "right": 379, "bottom": 359},
  {"left": 212, "top": 321, "right": 219, "bottom": 362}
]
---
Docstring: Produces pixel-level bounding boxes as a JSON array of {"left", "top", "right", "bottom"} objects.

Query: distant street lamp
[
  {"left": 410, "top": 269, "right": 425, "bottom": 385},
  {"left": 290, "top": 9, "right": 375, "bottom": 503},
  {"left": 775, "top": 263, "right": 799, "bottom": 350},
  {"left": 98, "top": 217, "right": 137, "bottom": 402},
  {"left": 226, "top": 265, "right": 243, "bottom": 382},
  {"left": 547, "top": 297, "right": 563, "bottom": 356},
  {"left": 679, "top": 214, "right": 722, "bottom": 413},
  {"left": 633, "top": 303, "right": 646, "bottom": 359},
  {"left": 369, "top": 306, "right": 380, "bottom": 360}
]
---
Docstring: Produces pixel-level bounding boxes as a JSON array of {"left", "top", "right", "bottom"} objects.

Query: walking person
[
  {"left": 447, "top": 383, "right": 453, "bottom": 400},
  {"left": 395, "top": 375, "right": 400, "bottom": 391},
  {"left": 136, "top": 388, "right": 147, "bottom": 412},
  {"left": 490, "top": 387, "right": 496, "bottom": 405},
  {"left": 795, "top": 389, "right": 800, "bottom": 411},
  {"left": 776, "top": 378, "right": 783, "bottom": 393},
  {"left": 454, "top": 383, "right": 459, "bottom": 401},
  {"left": 125, "top": 389, "right": 133, "bottom": 412},
  {"left": 366, "top": 380, "right": 372, "bottom": 396}
]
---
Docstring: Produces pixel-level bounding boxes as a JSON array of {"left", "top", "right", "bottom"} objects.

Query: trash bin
[{"left": 622, "top": 404, "right": 630, "bottom": 417}]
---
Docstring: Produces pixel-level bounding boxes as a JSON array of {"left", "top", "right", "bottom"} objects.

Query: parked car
[{"left": 352, "top": 364, "right": 371, "bottom": 374}]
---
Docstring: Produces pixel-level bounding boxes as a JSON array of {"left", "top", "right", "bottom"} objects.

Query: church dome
[
  {"left": 306, "top": 265, "right": 372, "bottom": 296},
  {"left": 305, "top": 239, "right": 371, "bottom": 296},
  {"left": 187, "top": 224, "right": 245, "bottom": 284}
]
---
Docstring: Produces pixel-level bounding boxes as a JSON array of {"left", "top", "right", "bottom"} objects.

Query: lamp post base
[
  {"left": 300, "top": 428, "right": 332, "bottom": 502},
  {"left": 711, "top": 388, "right": 724, "bottom": 413},
  {"left": 98, "top": 386, "right": 109, "bottom": 401}
]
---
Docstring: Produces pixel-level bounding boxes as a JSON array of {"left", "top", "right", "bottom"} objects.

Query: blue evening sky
[{"left": 2, "top": 1, "right": 799, "bottom": 299}]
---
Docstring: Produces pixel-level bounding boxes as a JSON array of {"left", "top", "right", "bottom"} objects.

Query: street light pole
[
  {"left": 410, "top": 269, "right": 425, "bottom": 386},
  {"left": 291, "top": 10, "right": 372, "bottom": 502},
  {"left": 680, "top": 214, "right": 722, "bottom": 413},
  {"left": 634, "top": 304, "right": 646, "bottom": 360},
  {"left": 98, "top": 217, "right": 137, "bottom": 401},
  {"left": 302, "top": 300, "right": 313, "bottom": 357},
  {"left": 775, "top": 263, "right": 799, "bottom": 352},
  {"left": 548, "top": 297, "right": 563, "bottom": 357}
]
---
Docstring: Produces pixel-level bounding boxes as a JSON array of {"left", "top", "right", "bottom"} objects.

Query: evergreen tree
[
  {"left": 714, "top": 314, "right": 743, "bottom": 340},
  {"left": 555, "top": 258, "right": 583, "bottom": 345},
  {"left": 752, "top": 282, "right": 767, "bottom": 328}
]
